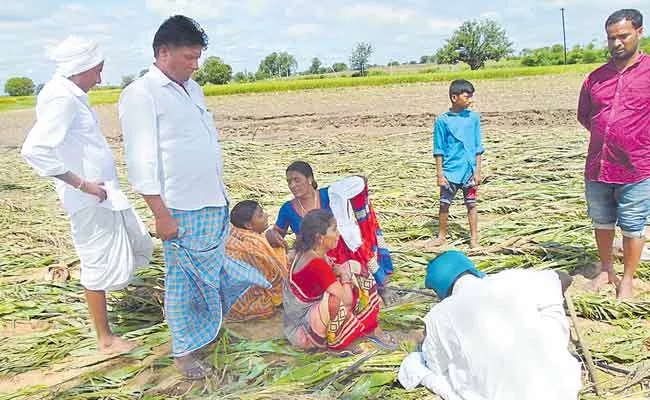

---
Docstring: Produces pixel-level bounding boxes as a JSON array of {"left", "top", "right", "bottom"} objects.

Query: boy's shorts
[{"left": 440, "top": 180, "right": 477, "bottom": 206}]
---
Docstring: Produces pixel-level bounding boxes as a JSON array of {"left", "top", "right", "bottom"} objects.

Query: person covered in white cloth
[
  {"left": 21, "top": 36, "right": 153, "bottom": 355},
  {"left": 119, "top": 16, "right": 269, "bottom": 379},
  {"left": 398, "top": 250, "right": 582, "bottom": 400}
]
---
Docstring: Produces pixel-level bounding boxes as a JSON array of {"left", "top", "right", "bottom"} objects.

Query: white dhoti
[{"left": 70, "top": 206, "right": 153, "bottom": 291}]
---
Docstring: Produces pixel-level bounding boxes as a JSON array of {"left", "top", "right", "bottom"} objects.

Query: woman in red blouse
[{"left": 282, "top": 209, "right": 394, "bottom": 350}]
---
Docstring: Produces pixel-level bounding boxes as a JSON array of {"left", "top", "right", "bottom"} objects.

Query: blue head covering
[{"left": 425, "top": 250, "right": 486, "bottom": 299}]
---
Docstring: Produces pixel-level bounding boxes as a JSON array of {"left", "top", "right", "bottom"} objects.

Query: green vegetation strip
[{"left": 0, "top": 63, "right": 598, "bottom": 112}]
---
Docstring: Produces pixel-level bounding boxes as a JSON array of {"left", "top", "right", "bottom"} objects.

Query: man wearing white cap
[{"left": 21, "top": 36, "right": 153, "bottom": 355}]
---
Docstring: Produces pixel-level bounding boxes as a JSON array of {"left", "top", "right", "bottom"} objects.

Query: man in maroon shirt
[{"left": 578, "top": 9, "right": 649, "bottom": 299}]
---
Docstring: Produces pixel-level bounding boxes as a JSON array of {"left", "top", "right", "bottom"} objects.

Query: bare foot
[
  {"left": 98, "top": 335, "right": 138, "bottom": 355},
  {"left": 588, "top": 269, "right": 620, "bottom": 292},
  {"left": 367, "top": 327, "right": 398, "bottom": 350},
  {"left": 424, "top": 237, "right": 447, "bottom": 249},
  {"left": 378, "top": 287, "right": 401, "bottom": 307},
  {"left": 470, "top": 239, "right": 479, "bottom": 249},
  {"left": 616, "top": 278, "right": 634, "bottom": 300},
  {"left": 175, "top": 352, "right": 214, "bottom": 380}
]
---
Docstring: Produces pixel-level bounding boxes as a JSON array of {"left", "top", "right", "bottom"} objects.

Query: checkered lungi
[{"left": 163, "top": 206, "right": 270, "bottom": 357}]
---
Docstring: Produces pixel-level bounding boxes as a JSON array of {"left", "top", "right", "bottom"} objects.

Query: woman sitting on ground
[
  {"left": 226, "top": 200, "right": 288, "bottom": 321},
  {"left": 283, "top": 209, "right": 394, "bottom": 350},
  {"left": 266, "top": 161, "right": 395, "bottom": 302}
]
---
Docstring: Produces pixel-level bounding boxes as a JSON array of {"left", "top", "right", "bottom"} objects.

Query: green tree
[
  {"left": 521, "top": 42, "right": 608, "bottom": 66},
  {"left": 121, "top": 74, "right": 135, "bottom": 88},
  {"left": 436, "top": 19, "right": 513, "bottom": 70},
  {"left": 640, "top": 37, "right": 650, "bottom": 54},
  {"left": 349, "top": 42, "right": 373, "bottom": 76},
  {"left": 258, "top": 52, "right": 298, "bottom": 77},
  {"left": 332, "top": 62, "right": 347, "bottom": 72},
  {"left": 138, "top": 69, "right": 148, "bottom": 77},
  {"left": 387, "top": 60, "right": 400, "bottom": 67},
  {"left": 5, "top": 77, "right": 34, "bottom": 96},
  {"left": 193, "top": 56, "right": 232, "bottom": 85},
  {"left": 277, "top": 52, "right": 298, "bottom": 77},
  {"left": 308, "top": 57, "right": 322, "bottom": 74},
  {"left": 419, "top": 55, "right": 436, "bottom": 64},
  {"left": 233, "top": 71, "right": 256, "bottom": 83}
]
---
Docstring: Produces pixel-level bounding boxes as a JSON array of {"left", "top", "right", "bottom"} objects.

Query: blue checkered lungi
[{"left": 163, "top": 206, "right": 270, "bottom": 357}]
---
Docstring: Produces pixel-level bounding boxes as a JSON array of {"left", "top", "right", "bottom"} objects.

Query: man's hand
[
  {"left": 155, "top": 213, "right": 179, "bottom": 241},
  {"left": 266, "top": 228, "right": 287, "bottom": 248},
  {"left": 437, "top": 175, "right": 449, "bottom": 188},
  {"left": 81, "top": 181, "right": 107, "bottom": 202}
]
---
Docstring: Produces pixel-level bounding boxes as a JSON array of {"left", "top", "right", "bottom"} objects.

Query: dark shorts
[{"left": 440, "top": 180, "right": 477, "bottom": 206}]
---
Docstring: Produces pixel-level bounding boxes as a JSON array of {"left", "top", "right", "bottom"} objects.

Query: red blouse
[{"left": 290, "top": 257, "right": 337, "bottom": 301}]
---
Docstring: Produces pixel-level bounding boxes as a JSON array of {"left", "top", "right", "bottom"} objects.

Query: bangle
[{"left": 76, "top": 179, "right": 85, "bottom": 190}]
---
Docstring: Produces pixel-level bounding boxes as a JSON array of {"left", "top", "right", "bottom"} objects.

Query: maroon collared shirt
[{"left": 578, "top": 53, "right": 650, "bottom": 184}]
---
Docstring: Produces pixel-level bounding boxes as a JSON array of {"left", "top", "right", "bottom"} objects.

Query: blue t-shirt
[
  {"left": 433, "top": 109, "right": 484, "bottom": 184},
  {"left": 275, "top": 187, "right": 331, "bottom": 234}
]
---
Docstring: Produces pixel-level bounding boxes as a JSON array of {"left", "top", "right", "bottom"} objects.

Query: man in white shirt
[
  {"left": 398, "top": 250, "right": 582, "bottom": 400},
  {"left": 119, "top": 15, "right": 269, "bottom": 379},
  {"left": 21, "top": 36, "right": 153, "bottom": 355}
]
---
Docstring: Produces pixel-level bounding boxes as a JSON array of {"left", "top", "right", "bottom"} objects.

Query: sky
[{"left": 0, "top": 0, "right": 648, "bottom": 90}]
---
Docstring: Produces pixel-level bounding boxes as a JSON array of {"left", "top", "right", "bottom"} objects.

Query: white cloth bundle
[
  {"left": 328, "top": 176, "right": 365, "bottom": 251},
  {"left": 47, "top": 36, "right": 104, "bottom": 77}
]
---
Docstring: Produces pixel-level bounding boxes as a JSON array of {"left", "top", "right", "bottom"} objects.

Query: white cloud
[
  {"left": 245, "top": 0, "right": 269, "bottom": 16},
  {"left": 339, "top": 4, "right": 416, "bottom": 24},
  {"left": 286, "top": 23, "right": 323, "bottom": 37},
  {"left": 145, "top": 0, "right": 231, "bottom": 20},
  {"left": 428, "top": 18, "right": 461, "bottom": 32},
  {"left": 144, "top": 0, "right": 273, "bottom": 19},
  {"left": 480, "top": 11, "right": 500, "bottom": 19}
]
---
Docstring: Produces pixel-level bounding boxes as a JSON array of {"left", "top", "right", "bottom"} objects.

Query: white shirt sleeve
[
  {"left": 119, "top": 86, "right": 161, "bottom": 195},
  {"left": 399, "top": 352, "right": 464, "bottom": 400},
  {"left": 21, "top": 96, "right": 77, "bottom": 177}
]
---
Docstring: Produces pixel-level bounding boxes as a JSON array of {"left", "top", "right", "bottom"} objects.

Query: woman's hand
[
  {"left": 265, "top": 228, "right": 288, "bottom": 248},
  {"left": 332, "top": 262, "right": 353, "bottom": 282}
]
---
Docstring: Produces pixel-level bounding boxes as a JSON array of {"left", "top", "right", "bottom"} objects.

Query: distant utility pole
[{"left": 561, "top": 8, "right": 568, "bottom": 65}]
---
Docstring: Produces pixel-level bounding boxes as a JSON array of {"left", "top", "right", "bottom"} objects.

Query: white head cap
[{"left": 47, "top": 36, "right": 104, "bottom": 78}]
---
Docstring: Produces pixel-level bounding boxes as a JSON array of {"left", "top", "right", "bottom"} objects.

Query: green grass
[
  {"left": 0, "top": 63, "right": 599, "bottom": 112},
  {"left": 202, "top": 63, "right": 597, "bottom": 96}
]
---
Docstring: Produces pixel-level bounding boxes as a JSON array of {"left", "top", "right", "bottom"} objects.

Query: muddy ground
[{"left": 0, "top": 73, "right": 585, "bottom": 147}]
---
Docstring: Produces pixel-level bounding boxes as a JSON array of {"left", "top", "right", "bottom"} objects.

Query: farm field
[
  {"left": 1, "top": 72, "right": 650, "bottom": 399},
  {"left": 0, "top": 63, "right": 599, "bottom": 112}
]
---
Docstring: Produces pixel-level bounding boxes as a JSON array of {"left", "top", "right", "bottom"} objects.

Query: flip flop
[{"left": 365, "top": 334, "right": 398, "bottom": 350}]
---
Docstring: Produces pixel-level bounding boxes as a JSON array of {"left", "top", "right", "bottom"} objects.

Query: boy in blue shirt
[{"left": 430, "top": 80, "right": 484, "bottom": 248}]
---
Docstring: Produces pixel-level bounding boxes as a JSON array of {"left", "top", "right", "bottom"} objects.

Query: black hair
[
  {"left": 230, "top": 200, "right": 260, "bottom": 229},
  {"left": 294, "top": 209, "right": 334, "bottom": 252},
  {"left": 449, "top": 79, "right": 475, "bottom": 100},
  {"left": 606, "top": 9, "right": 643, "bottom": 29},
  {"left": 153, "top": 15, "right": 209, "bottom": 57},
  {"left": 286, "top": 161, "right": 318, "bottom": 189}
]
